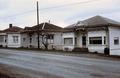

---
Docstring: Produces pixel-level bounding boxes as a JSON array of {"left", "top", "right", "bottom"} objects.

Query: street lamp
[{"left": 36, "top": 1, "right": 40, "bottom": 49}]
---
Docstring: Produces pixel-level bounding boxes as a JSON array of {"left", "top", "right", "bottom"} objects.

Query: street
[{"left": 0, "top": 49, "right": 120, "bottom": 78}]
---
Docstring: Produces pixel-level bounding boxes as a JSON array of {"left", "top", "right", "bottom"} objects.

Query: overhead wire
[{"left": 0, "top": 0, "right": 101, "bottom": 19}]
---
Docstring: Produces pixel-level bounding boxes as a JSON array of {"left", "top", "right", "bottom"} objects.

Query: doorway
[{"left": 82, "top": 36, "right": 86, "bottom": 47}]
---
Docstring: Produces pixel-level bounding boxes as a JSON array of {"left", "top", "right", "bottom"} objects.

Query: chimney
[
  {"left": 9, "top": 24, "right": 12, "bottom": 28},
  {"left": 48, "top": 20, "right": 50, "bottom": 23}
]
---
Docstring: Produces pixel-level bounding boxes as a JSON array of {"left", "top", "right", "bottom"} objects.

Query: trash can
[{"left": 104, "top": 48, "right": 110, "bottom": 55}]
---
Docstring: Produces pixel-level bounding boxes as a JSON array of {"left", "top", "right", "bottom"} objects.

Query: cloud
[
  {"left": 40, "top": 0, "right": 120, "bottom": 26},
  {"left": 0, "top": 0, "right": 120, "bottom": 29}
]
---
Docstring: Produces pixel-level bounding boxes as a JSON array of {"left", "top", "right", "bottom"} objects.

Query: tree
[
  {"left": 41, "top": 33, "right": 49, "bottom": 50},
  {"left": 41, "top": 33, "right": 54, "bottom": 50}
]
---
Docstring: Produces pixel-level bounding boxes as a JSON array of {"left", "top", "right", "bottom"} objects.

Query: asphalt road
[{"left": 0, "top": 49, "right": 120, "bottom": 78}]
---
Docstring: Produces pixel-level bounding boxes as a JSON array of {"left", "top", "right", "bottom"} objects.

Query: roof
[
  {"left": 65, "top": 15, "right": 120, "bottom": 29},
  {"left": 24, "top": 22, "right": 63, "bottom": 32},
  {"left": 0, "top": 30, "right": 2, "bottom": 32},
  {"left": 80, "top": 15, "right": 120, "bottom": 26},
  {"left": 3, "top": 26, "right": 23, "bottom": 33}
]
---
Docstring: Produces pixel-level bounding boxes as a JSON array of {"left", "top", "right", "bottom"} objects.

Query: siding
[
  {"left": 21, "top": 34, "right": 30, "bottom": 48},
  {"left": 88, "top": 30, "right": 106, "bottom": 53},
  {"left": 62, "top": 32, "right": 75, "bottom": 51},
  {"left": 53, "top": 33, "right": 63, "bottom": 50},
  {"left": 109, "top": 27, "right": 120, "bottom": 55},
  {"left": 7, "top": 33, "right": 21, "bottom": 48}
]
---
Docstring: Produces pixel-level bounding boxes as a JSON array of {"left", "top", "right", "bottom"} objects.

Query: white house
[
  {"left": 0, "top": 16, "right": 120, "bottom": 56},
  {"left": 63, "top": 15, "right": 120, "bottom": 56},
  {"left": 0, "top": 23, "right": 63, "bottom": 50},
  {"left": 0, "top": 24, "right": 23, "bottom": 48},
  {"left": 21, "top": 22, "right": 63, "bottom": 50}
]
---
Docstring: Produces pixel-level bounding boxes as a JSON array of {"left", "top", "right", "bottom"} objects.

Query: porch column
[
  {"left": 73, "top": 37, "right": 75, "bottom": 46},
  {"left": 102, "top": 36, "right": 104, "bottom": 45},
  {"left": 105, "top": 26, "right": 109, "bottom": 48}
]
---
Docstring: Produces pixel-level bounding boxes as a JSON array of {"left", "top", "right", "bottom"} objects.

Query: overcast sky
[{"left": 0, "top": 0, "right": 120, "bottom": 29}]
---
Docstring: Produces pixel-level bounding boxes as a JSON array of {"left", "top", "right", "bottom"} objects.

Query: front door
[{"left": 82, "top": 36, "right": 86, "bottom": 47}]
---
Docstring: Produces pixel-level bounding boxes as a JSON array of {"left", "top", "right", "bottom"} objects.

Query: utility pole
[{"left": 37, "top": 1, "right": 40, "bottom": 49}]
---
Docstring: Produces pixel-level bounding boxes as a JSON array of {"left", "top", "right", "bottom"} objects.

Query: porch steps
[{"left": 72, "top": 47, "right": 89, "bottom": 52}]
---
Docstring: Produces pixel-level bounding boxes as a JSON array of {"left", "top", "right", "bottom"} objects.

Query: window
[
  {"left": 82, "top": 36, "right": 86, "bottom": 46},
  {"left": 114, "top": 37, "right": 119, "bottom": 45},
  {"left": 13, "top": 36, "right": 18, "bottom": 43},
  {"left": 104, "top": 36, "right": 106, "bottom": 44},
  {"left": 47, "top": 34, "right": 54, "bottom": 44},
  {"left": 0, "top": 36, "right": 4, "bottom": 42},
  {"left": 23, "top": 38, "right": 26, "bottom": 42},
  {"left": 5, "top": 36, "right": 7, "bottom": 43},
  {"left": 75, "top": 37, "right": 77, "bottom": 45},
  {"left": 5, "top": 39, "right": 7, "bottom": 43},
  {"left": 30, "top": 37, "right": 32, "bottom": 43},
  {"left": 89, "top": 37, "right": 102, "bottom": 44},
  {"left": 64, "top": 38, "right": 73, "bottom": 45},
  {"left": 47, "top": 35, "right": 54, "bottom": 39}
]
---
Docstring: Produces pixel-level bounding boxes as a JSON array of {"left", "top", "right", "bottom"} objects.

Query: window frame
[
  {"left": 64, "top": 38, "right": 73, "bottom": 45},
  {"left": 5, "top": 36, "right": 7, "bottom": 43},
  {"left": 47, "top": 34, "right": 54, "bottom": 44},
  {"left": 23, "top": 38, "right": 26, "bottom": 42},
  {"left": 30, "top": 37, "right": 32, "bottom": 43},
  {"left": 114, "top": 37, "right": 119, "bottom": 45},
  {"left": 0, "top": 36, "right": 4, "bottom": 43},
  {"left": 89, "top": 36, "right": 102, "bottom": 45},
  {"left": 104, "top": 36, "right": 106, "bottom": 45},
  {"left": 13, "top": 36, "right": 19, "bottom": 43}
]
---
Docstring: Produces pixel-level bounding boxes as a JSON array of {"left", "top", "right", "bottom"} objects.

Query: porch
[
  {"left": 63, "top": 31, "right": 88, "bottom": 52},
  {"left": 63, "top": 30, "right": 108, "bottom": 53}
]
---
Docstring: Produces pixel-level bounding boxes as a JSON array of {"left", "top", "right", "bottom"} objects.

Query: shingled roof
[
  {"left": 24, "top": 22, "right": 63, "bottom": 32},
  {"left": 65, "top": 15, "right": 120, "bottom": 29},
  {"left": 80, "top": 15, "right": 120, "bottom": 26},
  {"left": 2, "top": 24, "right": 23, "bottom": 33}
]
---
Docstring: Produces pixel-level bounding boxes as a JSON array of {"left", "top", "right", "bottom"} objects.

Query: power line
[
  {"left": 40, "top": 0, "right": 101, "bottom": 11},
  {"left": 0, "top": 0, "right": 101, "bottom": 19}
]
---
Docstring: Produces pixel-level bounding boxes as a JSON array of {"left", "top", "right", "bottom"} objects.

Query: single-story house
[
  {"left": 0, "top": 15, "right": 120, "bottom": 56},
  {"left": 63, "top": 15, "right": 120, "bottom": 55},
  {"left": 21, "top": 22, "right": 63, "bottom": 50},
  {"left": 0, "top": 23, "right": 63, "bottom": 50},
  {"left": 0, "top": 24, "right": 23, "bottom": 48}
]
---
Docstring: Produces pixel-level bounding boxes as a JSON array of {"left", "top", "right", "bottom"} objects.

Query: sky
[{"left": 0, "top": 0, "right": 120, "bottom": 29}]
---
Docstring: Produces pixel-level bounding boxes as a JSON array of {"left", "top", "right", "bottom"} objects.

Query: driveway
[{"left": 0, "top": 49, "right": 120, "bottom": 78}]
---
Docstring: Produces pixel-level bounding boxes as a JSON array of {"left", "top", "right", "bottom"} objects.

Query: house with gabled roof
[
  {"left": 22, "top": 22, "right": 63, "bottom": 50},
  {"left": 0, "top": 15, "right": 120, "bottom": 56},
  {"left": 63, "top": 15, "right": 120, "bottom": 55},
  {"left": 0, "top": 24, "right": 23, "bottom": 48},
  {"left": 0, "top": 23, "right": 63, "bottom": 50}
]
